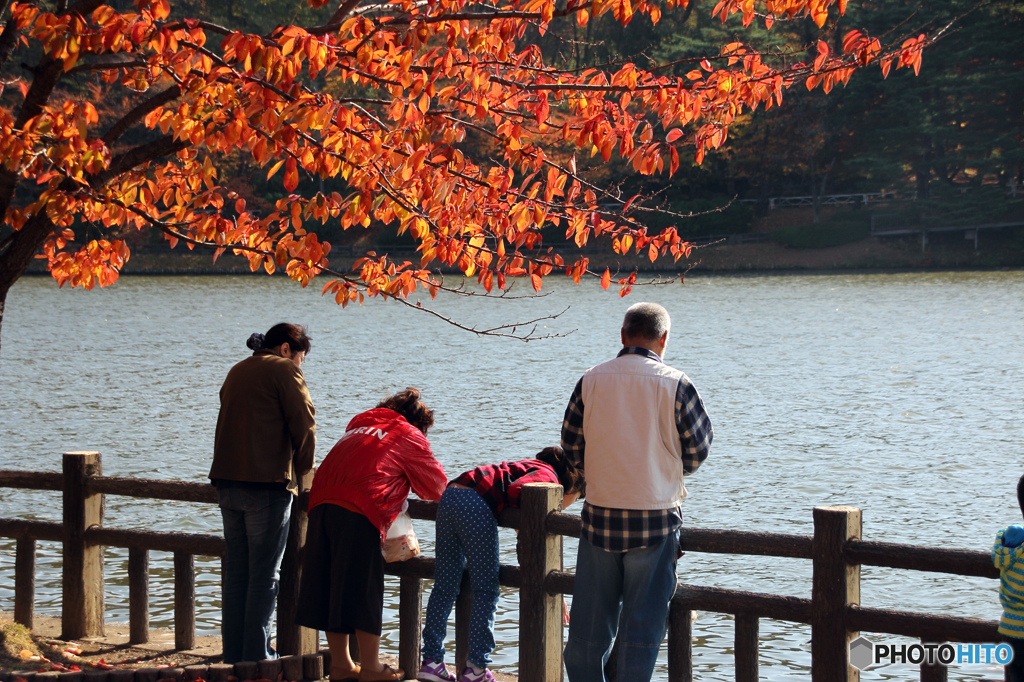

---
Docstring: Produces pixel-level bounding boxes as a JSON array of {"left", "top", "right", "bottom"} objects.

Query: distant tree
[{"left": 0, "top": 0, "right": 942, "bottom": 346}]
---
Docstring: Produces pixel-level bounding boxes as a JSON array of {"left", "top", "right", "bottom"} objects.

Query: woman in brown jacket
[{"left": 209, "top": 323, "right": 316, "bottom": 663}]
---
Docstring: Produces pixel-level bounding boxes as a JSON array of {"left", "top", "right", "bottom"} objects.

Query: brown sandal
[
  {"left": 358, "top": 664, "right": 404, "bottom": 682},
  {"left": 330, "top": 665, "right": 361, "bottom": 682}
]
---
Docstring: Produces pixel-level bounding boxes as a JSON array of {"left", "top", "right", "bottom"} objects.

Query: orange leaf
[
  {"left": 530, "top": 273, "right": 542, "bottom": 292},
  {"left": 666, "top": 128, "right": 683, "bottom": 143},
  {"left": 814, "top": 40, "right": 829, "bottom": 72},
  {"left": 283, "top": 158, "right": 299, "bottom": 192},
  {"left": 266, "top": 159, "right": 286, "bottom": 181},
  {"left": 600, "top": 268, "right": 611, "bottom": 290}
]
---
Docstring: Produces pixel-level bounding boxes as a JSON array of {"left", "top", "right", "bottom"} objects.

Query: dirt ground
[
  {"left": 0, "top": 613, "right": 516, "bottom": 681},
  {"left": 1, "top": 612, "right": 221, "bottom": 673}
]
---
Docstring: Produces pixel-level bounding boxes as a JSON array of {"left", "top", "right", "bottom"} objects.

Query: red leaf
[
  {"left": 814, "top": 40, "right": 829, "bottom": 72},
  {"left": 666, "top": 128, "right": 683, "bottom": 143},
  {"left": 283, "top": 158, "right": 299, "bottom": 192},
  {"left": 622, "top": 194, "right": 641, "bottom": 213}
]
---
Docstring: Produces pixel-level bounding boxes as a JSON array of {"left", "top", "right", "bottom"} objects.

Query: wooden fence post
[
  {"left": 811, "top": 506, "right": 861, "bottom": 682},
  {"left": 62, "top": 451, "right": 104, "bottom": 639},
  {"left": 518, "top": 483, "right": 563, "bottom": 682},
  {"left": 128, "top": 548, "right": 149, "bottom": 644},
  {"left": 667, "top": 596, "right": 692, "bottom": 682},
  {"left": 278, "top": 473, "right": 317, "bottom": 656},
  {"left": 920, "top": 640, "right": 947, "bottom": 682},
  {"left": 174, "top": 552, "right": 195, "bottom": 650},
  {"left": 15, "top": 537, "right": 35, "bottom": 629},
  {"left": 734, "top": 614, "right": 758, "bottom": 682},
  {"left": 398, "top": 576, "right": 423, "bottom": 677}
]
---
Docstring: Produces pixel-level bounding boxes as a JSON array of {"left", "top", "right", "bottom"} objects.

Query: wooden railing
[{"left": 0, "top": 453, "right": 1005, "bottom": 682}]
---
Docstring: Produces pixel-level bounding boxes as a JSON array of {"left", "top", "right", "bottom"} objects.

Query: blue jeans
[
  {"left": 564, "top": 530, "right": 680, "bottom": 682},
  {"left": 218, "top": 486, "right": 293, "bottom": 663},
  {"left": 422, "top": 487, "right": 500, "bottom": 670}
]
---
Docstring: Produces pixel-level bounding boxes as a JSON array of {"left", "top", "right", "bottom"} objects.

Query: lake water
[{"left": 2, "top": 270, "right": 1023, "bottom": 680}]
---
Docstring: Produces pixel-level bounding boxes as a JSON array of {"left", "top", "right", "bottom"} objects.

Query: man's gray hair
[{"left": 622, "top": 302, "right": 671, "bottom": 342}]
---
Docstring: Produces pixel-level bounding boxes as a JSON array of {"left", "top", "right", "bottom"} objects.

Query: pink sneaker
[
  {"left": 417, "top": 659, "right": 455, "bottom": 682},
  {"left": 457, "top": 667, "right": 495, "bottom": 682}
]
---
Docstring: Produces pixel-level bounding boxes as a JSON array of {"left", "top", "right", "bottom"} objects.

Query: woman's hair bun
[{"left": 246, "top": 333, "right": 266, "bottom": 350}]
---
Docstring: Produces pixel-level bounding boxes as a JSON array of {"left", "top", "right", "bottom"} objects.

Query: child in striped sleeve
[{"left": 992, "top": 474, "right": 1024, "bottom": 681}]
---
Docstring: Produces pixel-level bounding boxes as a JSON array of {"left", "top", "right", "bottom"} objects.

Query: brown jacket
[{"left": 210, "top": 350, "right": 316, "bottom": 494}]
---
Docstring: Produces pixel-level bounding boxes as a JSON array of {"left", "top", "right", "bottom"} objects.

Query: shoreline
[{"left": 19, "top": 235, "right": 1024, "bottom": 280}]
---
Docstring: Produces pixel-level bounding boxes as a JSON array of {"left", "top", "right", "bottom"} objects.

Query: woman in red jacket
[{"left": 297, "top": 388, "right": 446, "bottom": 682}]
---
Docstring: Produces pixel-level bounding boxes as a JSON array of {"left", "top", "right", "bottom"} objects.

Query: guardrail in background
[{"left": 0, "top": 452, "right": 1004, "bottom": 682}]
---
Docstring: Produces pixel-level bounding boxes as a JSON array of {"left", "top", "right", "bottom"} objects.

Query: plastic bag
[{"left": 382, "top": 499, "right": 420, "bottom": 563}]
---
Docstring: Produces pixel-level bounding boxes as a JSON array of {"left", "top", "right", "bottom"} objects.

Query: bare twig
[{"left": 395, "top": 298, "right": 574, "bottom": 341}]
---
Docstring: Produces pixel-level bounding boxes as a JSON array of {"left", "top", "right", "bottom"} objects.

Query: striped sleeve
[{"left": 995, "top": 529, "right": 1013, "bottom": 570}]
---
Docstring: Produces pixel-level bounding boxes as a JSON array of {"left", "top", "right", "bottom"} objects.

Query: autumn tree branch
[
  {"left": 91, "top": 134, "right": 191, "bottom": 188},
  {"left": 394, "top": 297, "right": 574, "bottom": 340},
  {"left": 101, "top": 86, "right": 183, "bottom": 146},
  {"left": 0, "top": 13, "right": 20, "bottom": 75}
]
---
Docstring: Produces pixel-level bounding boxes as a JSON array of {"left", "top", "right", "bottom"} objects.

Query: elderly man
[{"left": 561, "top": 302, "right": 713, "bottom": 682}]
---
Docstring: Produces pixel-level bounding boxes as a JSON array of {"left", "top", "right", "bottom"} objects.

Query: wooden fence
[{"left": 0, "top": 452, "right": 1007, "bottom": 682}]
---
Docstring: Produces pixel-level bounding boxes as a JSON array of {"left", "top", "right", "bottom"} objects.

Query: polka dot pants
[{"left": 422, "top": 486, "right": 500, "bottom": 670}]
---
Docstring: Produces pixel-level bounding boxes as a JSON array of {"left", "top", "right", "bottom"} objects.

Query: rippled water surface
[{"left": 2, "top": 271, "right": 1024, "bottom": 680}]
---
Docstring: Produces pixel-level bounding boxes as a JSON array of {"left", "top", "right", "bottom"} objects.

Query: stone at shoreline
[
  {"left": 134, "top": 669, "right": 159, "bottom": 682},
  {"left": 205, "top": 665, "right": 233, "bottom": 682},
  {"left": 256, "top": 661, "right": 279, "bottom": 681},
  {"left": 232, "top": 662, "right": 256, "bottom": 681},
  {"left": 279, "top": 657, "right": 301, "bottom": 682},
  {"left": 182, "top": 667, "right": 206, "bottom": 682}
]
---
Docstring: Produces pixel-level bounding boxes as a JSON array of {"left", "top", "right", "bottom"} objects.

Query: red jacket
[{"left": 308, "top": 408, "right": 447, "bottom": 536}]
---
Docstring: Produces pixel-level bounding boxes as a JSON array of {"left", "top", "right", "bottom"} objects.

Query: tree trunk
[{"left": 0, "top": 211, "right": 57, "bottom": 351}]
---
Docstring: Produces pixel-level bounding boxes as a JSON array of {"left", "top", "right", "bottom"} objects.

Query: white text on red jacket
[{"left": 343, "top": 426, "right": 388, "bottom": 440}]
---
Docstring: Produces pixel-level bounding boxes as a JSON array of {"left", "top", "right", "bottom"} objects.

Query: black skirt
[{"left": 295, "top": 503, "right": 384, "bottom": 635}]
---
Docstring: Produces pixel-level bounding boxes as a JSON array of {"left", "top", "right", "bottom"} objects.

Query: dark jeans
[
  {"left": 218, "top": 487, "right": 293, "bottom": 663},
  {"left": 1005, "top": 636, "right": 1024, "bottom": 682}
]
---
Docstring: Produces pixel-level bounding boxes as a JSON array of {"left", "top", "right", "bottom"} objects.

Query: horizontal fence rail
[{"left": 0, "top": 455, "right": 1005, "bottom": 682}]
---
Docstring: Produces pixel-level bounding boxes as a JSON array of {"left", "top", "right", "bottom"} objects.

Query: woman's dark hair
[
  {"left": 1017, "top": 473, "right": 1024, "bottom": 520},
  {"left": 247, "top": 323, "right": 312, "bottom": 354},
  {"left": 536, "top": 446, "right": 585, "bottom": 497},
  {"left": 377, "top": 388, "right": 435, "bottom": 434}
]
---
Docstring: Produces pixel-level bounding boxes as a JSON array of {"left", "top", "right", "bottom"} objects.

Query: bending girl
[{"left": 418, "top": 447, "right": 584, "bottom": 682}]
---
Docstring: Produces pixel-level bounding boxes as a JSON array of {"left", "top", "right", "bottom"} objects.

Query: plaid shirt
[
  {"left": 451, "top": 459, "right": 560, "bottom": 518},
  {"left": 561, "top": 346, "right": 713, "bottom": 552}
]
